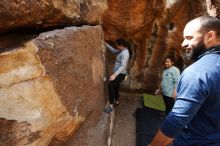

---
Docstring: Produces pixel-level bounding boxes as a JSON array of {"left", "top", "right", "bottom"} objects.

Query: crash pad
[{"left": 142, "top": 93, "right": 165, "bottom": 111}]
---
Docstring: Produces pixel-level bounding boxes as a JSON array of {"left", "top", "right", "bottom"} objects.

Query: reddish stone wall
[
  {"left": 103, "top": 0, "right": 220, "bottom": 91},
  {"left": 0, "top": 25, "right": 108, "bottom": 146},
  {"left": 0, "top": 0, "right": 107, "bottom": 34}
]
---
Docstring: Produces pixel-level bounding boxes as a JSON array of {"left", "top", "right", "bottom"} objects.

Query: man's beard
[{"left": 186, "top": 40, "right": 206, "bottom": 61}]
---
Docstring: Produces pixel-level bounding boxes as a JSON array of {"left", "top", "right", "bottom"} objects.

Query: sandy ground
[{"left": 111, "top": 92, "right": 142, "bottom": 146}]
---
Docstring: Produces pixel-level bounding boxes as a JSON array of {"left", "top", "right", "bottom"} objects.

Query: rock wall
[
  {"left": 1, "top": 0, "right": 220, "bottom": 145},
  {"left": 0, "top": 26, "right": 108, "bottom": 146},
  {"left": 103, "top": 0, "right": 220, "bottom": 91},
  {"left": 0, "top": 0, "right": 109, "bottom": 146},
  {"left": 0, "top": 0, "right": 107, "bottom": 34}
]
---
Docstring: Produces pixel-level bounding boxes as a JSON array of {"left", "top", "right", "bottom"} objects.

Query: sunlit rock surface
[
  {"left": 0, "top": 26, "right": 108, "bottom": 146},
  {"left": 1, "top": 0, "right": 220, "bottom": 145}
]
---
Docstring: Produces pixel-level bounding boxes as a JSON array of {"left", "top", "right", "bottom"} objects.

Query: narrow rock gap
[
  {"left": 0, "top": 23, "right": 98, "bottom": 53},
  {"left": 0, "top": 22, "right": 97, "bottom": 36}
]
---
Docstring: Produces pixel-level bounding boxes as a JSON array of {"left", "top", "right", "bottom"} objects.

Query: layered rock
[
  {"left": 0, "top": 0, "right": 107, "bottom": 34},
  {"left": 0, "top": 26, "right": 108, "bottom": 146}
]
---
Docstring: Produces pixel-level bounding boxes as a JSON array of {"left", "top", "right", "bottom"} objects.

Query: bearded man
[{"left": 148, "top": 16, "right": 220, "bottom": 146}]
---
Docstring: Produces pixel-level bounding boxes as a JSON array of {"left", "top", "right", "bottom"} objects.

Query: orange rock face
[
  {"left": 1, "top": 0, "right": 220, "bottom": 145},
  {"left": 0, "top": 26, "right": 108, "bottom": 146},
  {"left": 103, "top": 0, "right": 219, "bottom": 91},
  {"left": 0, "top": 0, "right": 107, "bottom": 34}
]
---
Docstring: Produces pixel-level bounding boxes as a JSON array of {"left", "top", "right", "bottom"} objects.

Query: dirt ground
[{"left": 111, "top": 92, "right": 142, "bottom": 146}]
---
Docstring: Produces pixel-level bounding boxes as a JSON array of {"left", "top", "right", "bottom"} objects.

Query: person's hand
[
  {"left": 172, "top": 89, "right": 177, "bottom": 99},
  {"left": 155, "top": 89, "right": 160, "bottom": 95},
  {"left": 109, "top": 74, "right": 116, "bottom": 81}
]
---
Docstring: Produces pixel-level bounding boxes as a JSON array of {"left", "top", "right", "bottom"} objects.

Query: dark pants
[
  {"left": 162, "top": 94, "right": 175, "bottom": 115},
  {"left": 108, "top": 74, "right": 126, "bottom": 104}
]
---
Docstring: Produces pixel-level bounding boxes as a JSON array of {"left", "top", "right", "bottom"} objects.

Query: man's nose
[{"left": 182, "top": 39, "right": 188, "bottom": 48}]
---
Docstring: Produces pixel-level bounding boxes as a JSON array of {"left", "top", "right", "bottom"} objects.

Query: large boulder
[
  {"left": 0, "top": 0, "right": 107, "bottom": 34},
  {"left": 0, "top": 26, "right": 108, "bottom": 146}
]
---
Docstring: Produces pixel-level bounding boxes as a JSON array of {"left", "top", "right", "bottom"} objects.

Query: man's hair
[{"left": 194, "top": 16, "right": 220, "bottom": 37}]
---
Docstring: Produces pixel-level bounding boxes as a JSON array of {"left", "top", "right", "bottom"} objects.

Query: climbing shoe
[{"left": 104, "top": 106, "right": 113, "bottom": 113}]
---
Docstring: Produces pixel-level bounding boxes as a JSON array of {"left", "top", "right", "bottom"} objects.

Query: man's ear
[{"left": 207, "top": 31, "right": 216, "bottom": 42}]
